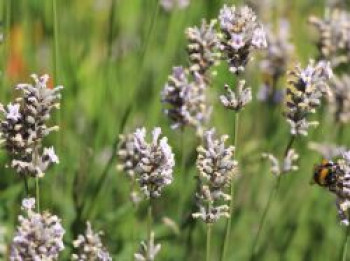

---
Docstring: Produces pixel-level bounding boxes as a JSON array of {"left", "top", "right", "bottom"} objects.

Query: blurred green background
[{"left": 1, "top": 0, "right": 350, "bottom": 260}]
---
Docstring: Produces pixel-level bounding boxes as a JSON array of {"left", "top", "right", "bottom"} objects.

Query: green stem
[
  {"left": 35, "top": 177, "right": 40, "bottom": 212},
  {"left": 84, "top": 105, "right": 131, "bottom": 218},
  {"left": 147, "top": 199, "right": 153, "bottom": 261},
  {"left": 132, "top": 204, "right": 139, "bottom": 260},
  {"left": 178, "top": 129, "right": 188, "bottom": 218},
  {"left": 107, "top": 0, "right": 116, "bottom": 58},
  {"left": 221, "top": 112, "right": 239, "bottom": 261},
  {"left": 284, "top": 135, "right": 295, "bottom": 157},
  {"left": 140, "top": 0, "right": 160, "bottom": 67},
  {"left": 23, "top": 176, "right": 29, "bottom": 196},
  {"left": 206, "top": 224, "right": 212, "bottom": 261}
]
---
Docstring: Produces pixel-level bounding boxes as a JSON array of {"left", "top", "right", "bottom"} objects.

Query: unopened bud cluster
[
  {"left": 192, "top": 129, "right": 237, "bottom": 223},
  {"left": 220, "top": 80, "right": 252, "bottom": 111},
  {"left": 0, "top": 74, "right": 62, "bottom": 177},
  {"left": 10, "top": 198, "right": 65, "bottom": 261},
  {"left": 72, "top": 222, "right": 112, "bottom": 261},
  {"left": 285, "top": 60, "right": 333, "bottom": 136},
  {"left": 218, "top": 5, "right": 267, "bottom": 74},
  {"left": 134, "top": 231, "right": 161, "bottom": 261}
]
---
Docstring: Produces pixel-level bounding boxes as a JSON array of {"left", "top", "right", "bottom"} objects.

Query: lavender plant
[
  {"left": 131, "top": 127, "right": 175, "bottom": 260},
  {"left": 0, "top": 74, "right": 62, "bottom": 213},
  {"left": 72, "top": 222, "right": 112, "bottom": 261},
  {"left": 10, "top": 198, "right": 65, "bottom": 261},
  {"left": 251, "top": 60, "right": 333, "bottom": 260},
  {"left": 217, "top": 5, "right": 266, "bottom": 261},
  {"left": 192, "top": 129, "right": 237, "bottom": 261}
]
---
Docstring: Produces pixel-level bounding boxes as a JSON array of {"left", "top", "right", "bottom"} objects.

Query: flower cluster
[
  {"left": 309, "top": 9, "right": 350, "bottom": 68},
  {"left": 161, "top": 66, "right": 211, "bottom": 132},
  {"left": 328, "top": 74, "right": 350, "bottom": 124},
  {"left": 72, "top": 222, "right": 112, "bottom": 261},
  {"left": 0, "top": 74, "right": 62, "bottom": 177},
  {"left": 186, "top": 19, "right": 220, "bottom": 79},
  {"left": 218, "top": 5, "right": 267, "bottom": 74},
  {"left": 134, "top": 231, "right": 161, "bottom": 261},
  {"left": 220, "top": 80, "right": 252, "bottom": 111},
  {"left": 285, "top": 60, "right": 333, "bottom": 136},
  {"left": 262, "top": 149, "right": 299, "bottom": 177},
  {"left": 10, "top": 198, "right": 65, "bottom": 260},
  {"left": 258, "top": 19, "right": 293, "bottom": 104},
  {"left": 160, "top": 0, "right": 190, "bottom": 11},
  {"left": 133, "top": 127, "right": 175, "bottom": 199},
  {"left": 192, "top": 129, "right": 237, "bottom": 223}
]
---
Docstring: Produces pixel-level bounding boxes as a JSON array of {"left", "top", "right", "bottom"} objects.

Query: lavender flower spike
[
  {"left": 133, "top": 127, "right": 175, "bottom": 199},
  {"left": 193, "top": 129, "right": 237, "bottom": 223},
  {"left": 218, "top": 5, "right": 267, "bottom": 74},
  {"left": 10, "top": 198, "right": 65, "bottom": 260},
  {"left": 285, "top": 60, "right": 333, "bottom": 136},
  {"left": 0, "top": 74, "right": 63, "bottom": 178},
  {"left": 161, "top": 66, "right": 211, "bottom": 132},
  {"left": 186, "top": 19, "right": 220, "bottom": 78}
]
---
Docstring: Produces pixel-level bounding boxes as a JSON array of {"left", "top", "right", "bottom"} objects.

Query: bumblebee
[{"left": 312, "top": 159, "right": 340, "bottom": 187}]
